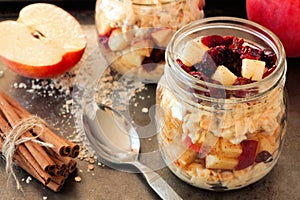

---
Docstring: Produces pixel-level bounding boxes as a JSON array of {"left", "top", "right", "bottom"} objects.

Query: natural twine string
[{"left": 2, "top": 115, "right": 54, "bottom": 191}]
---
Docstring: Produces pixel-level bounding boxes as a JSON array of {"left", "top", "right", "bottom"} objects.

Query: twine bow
[{"left": 2, "top": 116, "right": 53, "bottom": 191}]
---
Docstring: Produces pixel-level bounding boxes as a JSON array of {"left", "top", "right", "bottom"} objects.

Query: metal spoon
[{"left": 82, "top": 102, "right": 182, "bottom": 200}]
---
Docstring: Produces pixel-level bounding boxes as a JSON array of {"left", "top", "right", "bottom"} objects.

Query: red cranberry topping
[
  {"left": 176, "top": 58, "right": 192, "bottom": 73},
  {"left": 177, "top": 35, "right": 277, "bottom": 99},
  {"left": 189, "top": 71, "right": 208, "bottom": 81},
  {"left": 228, "top": 36, "right": 244, "bottom": 52},
  {"left": 261, "top": 50, "right": 277, "bottom": 68},
  {"left": 232, "top": 77, "right": 257, "bottom": 98},
  {"left": 233, "top": 77, "right": 253, "bottom": 85},
  {"left": 263, "top": 65, "right": 276, "bottom": 78},
  {"left": 240, "top": 45, "right": 263, "bottom": 60},
  {"left": 201, "top": 35, "right": 225, "bottom": 48}
]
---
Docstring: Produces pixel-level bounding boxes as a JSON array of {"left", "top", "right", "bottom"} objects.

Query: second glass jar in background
[
  {"left": 95, "top": 0, "right": 205, "bottom": 83},
  {"left": 156, "top": 17, "right": 287, "bottom": 191}
]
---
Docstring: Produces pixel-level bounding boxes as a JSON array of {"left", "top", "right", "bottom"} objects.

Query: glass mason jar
[
  {"left": 95, "top": 0, "right": 205, "bottom": 83},
  {"left": 156, "top": 17, "right": 287, "bottom": 191}
]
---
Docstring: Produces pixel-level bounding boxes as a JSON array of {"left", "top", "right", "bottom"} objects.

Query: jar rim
[{"left": 166, "top": 16, "right": 286, "bottom": 94}]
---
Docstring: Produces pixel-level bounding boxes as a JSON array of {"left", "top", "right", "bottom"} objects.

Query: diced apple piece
[
  {"left": 180, "top": 39, "right": 209, "bottom": 66},
  {"left": 241, "top": 58, "right": 266, "bottom": 81},
  {"left": 108, "top": 29, "right": 131, "bottom": 51},
  {"left": 258, "top": 135, "right": 277, "bottom": 154},
  {"left": 205, "top": 154, "right": 238, "bottom": 170},
  {"left": 200, "top": 131, "right": 219, "bottom": 154},
  {"left": 118, "top": 52, "right": 144, "bottom": 68},
  {"left": 211, "top": 65, "right": 237, "bottom": 85},
  {"left": 130, "top": 39, "right": 153, "bottom": 57},
  {"left": 151, "top": 28, "right": 173, "bottom": 47},
  {"left": 220, "top": 139, "right": 242, "bottom": 158},
  {"left": 177, "top": 149, "right": 197, "bottom": 167}
]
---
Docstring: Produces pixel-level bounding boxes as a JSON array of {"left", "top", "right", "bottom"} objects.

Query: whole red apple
[{"left": 246, "top": 0, "right": 300, "bottom": 57}]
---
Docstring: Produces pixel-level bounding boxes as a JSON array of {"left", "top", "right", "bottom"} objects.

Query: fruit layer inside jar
[{"left": 176, "top": 35, "right": 277, "bottom": 97}]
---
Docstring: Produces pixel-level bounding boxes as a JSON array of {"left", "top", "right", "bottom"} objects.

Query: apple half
[{"left": 0, "top": 3, "right": 87, "bottom": 78}]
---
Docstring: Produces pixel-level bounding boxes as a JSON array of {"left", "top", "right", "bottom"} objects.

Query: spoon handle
[{"left": 134, "top": 161, "right": 183, "bottom": 200}]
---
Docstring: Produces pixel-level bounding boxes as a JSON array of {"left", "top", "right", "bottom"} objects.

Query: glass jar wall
[
  {"left": 95, "top": 0, "right": 205, "bottom": 83},
  {"left": 156, "top": 17, "right": 287, "bottom": 191}
]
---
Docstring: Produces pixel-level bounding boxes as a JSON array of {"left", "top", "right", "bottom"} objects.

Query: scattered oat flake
[
  {"left": 74, "top": 176, "right": 82, "bottom": 182},
  {"left": 88, "top": 164, "right": 95, "bottom": 171},
  {"left": 43, "top": 196, "right": 48, "bottom": 200},
  {"left": 142, "top": 107, "right": 148, "bottom": 113},
  {"left": 89, "top": 158, "right": 95, "bottom": 164},
  {"left": 26, "top": 176, "right": 32, "bottom": 184}
]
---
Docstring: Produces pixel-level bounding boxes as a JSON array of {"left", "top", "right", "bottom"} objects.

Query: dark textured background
[{"left": 0, "top": 1, "right": 299, "bottom": 199}]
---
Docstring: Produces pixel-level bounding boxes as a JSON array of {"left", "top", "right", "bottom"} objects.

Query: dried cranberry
[
  {"left": 201, "top": 35, "right": 225, "bottom": 48},
  {"left": 142, "top": 57, "right": 157, "bottom": 72},
  {"left": 229, "top": 36, "right": 244, "bottom": 53},
  {"left": 240, "top": 45, "right": 263, "bottom": 60},
  {"left": 193, "top": 52, "right": 217, "bottom": 77},
  {"left": 235, "top": 140, "right": 258, "bottom": 170},
  {"left": 209, "top": 46, "right": 242, "bottom": 76},
  {"left": 207, "top": 86, "right": 227, "bottom": 99},
  {"left": 208, "top": 46, "right": 231, "bottom": 66},
  {"left": 255, "top": 151, "right": 273, "bottom": 163},
  {"left": 150, "top": 48, "right": 165, "bottom": 63},
  {"left": 233, "top": 77, "right": 253, "bottom": 85},
  {"left": 223, "top": 36, "right": 234, "bottom": 47},
  {"left": 232, "top": 77, "right": 256, "bottom": 98},
  {"left": 261, "top": 50, "right": 277, "bottom": 68},
  {"left": 263, "top": 65, "right": 276, "bottom": 78},
  {"left": 189, "top": 71, "right": 209, "bottom": 81},
  {"left": 176, "top": 58, "right": 192, "bottom": 73}
]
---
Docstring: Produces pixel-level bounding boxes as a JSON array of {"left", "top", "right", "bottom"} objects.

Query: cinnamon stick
[
  {"left": 46, "top": 180, "right": 63, "bottom": 192},
  {"left": 1, "top": 91, "right": 78, "bottom": 157},
  {"left": 0, "top": 134, "right": 51, "bottom": 185},
  {"left": 0, "top": 91, "right": 79, "bottom": 192},
  {"left": 0, "top": 115, "right": 52, "bottom": 185},
  {"left": 66, "top": 140, "right": 80, "bottom": 158},
  {"left": 0, "top": 94, "right": 56, "bottom": 172},
  {"left": 45, "top": 147, "right": 77, "bottom": 174}
]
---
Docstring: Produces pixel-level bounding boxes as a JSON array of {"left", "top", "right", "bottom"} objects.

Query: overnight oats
[
  {"left": 156, "top": 17, "right": 287, "bottom": 190},
  {"left": 95, "top": 0, "right": 205, "bottom": 82}
]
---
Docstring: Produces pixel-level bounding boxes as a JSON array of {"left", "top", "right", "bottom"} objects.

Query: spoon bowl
[{"left": 82, "top": 102, "right": 182, "bottom": 199}]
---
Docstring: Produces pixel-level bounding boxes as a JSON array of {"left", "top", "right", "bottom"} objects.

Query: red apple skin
[
  {"left": 0, "top": 48, "right": 85, "bottom": 79},
  {"left": 235, "top": 140, "right": 258, "bottom": 170},
  {"left": 246, "top": 0, "right": 300, "bottom": 58}
]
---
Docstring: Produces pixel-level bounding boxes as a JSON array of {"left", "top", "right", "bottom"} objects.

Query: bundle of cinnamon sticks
[{"left": 0, "top": 91, "right": 80, "bottom": 192}]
